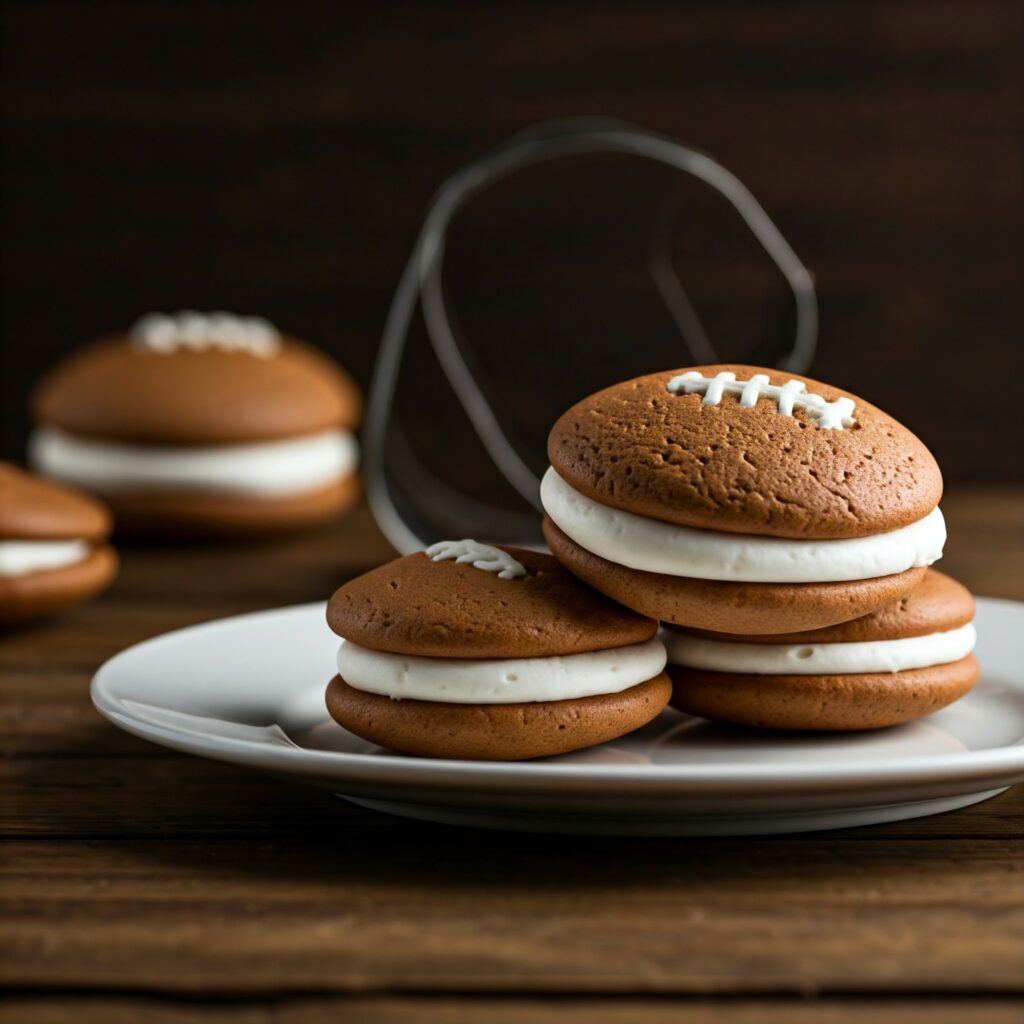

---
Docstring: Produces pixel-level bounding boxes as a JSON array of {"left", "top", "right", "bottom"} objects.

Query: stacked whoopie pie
[
  {"left": 0, "top": 462, "right": 117, "bottom": 624},
  {"left": 661, "top": 569, "right": 977, "bottom": 730},
  {"left": 540, "top": 365, "right": 979, "bottom": 731},
  {"left": 325, "top": 540, "right": 671, "bottom": 760},
  {"left": 30, "top": 311, "right": 361, "bottom": 535}
]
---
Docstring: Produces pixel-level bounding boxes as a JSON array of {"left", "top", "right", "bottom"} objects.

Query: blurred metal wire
[{"left": 364, "top": 118, "right": 818, "bottom": 553}]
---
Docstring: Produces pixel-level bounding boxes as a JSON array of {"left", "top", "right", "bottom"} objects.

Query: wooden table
[{"left": 3, "top": 488, "right": 1023, "bottom": 1023}]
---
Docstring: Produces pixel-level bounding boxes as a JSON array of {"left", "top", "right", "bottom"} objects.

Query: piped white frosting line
[
  {"left": 425, "top": 539, "right": 527, "bottom": 579},
  {"left": 663, "top": 623, "right": 976, "bottom": 676},
  {"left": 541, "top": 467, "right": 945, "bottom": 584},
  {"left": 131, "top": 311, "right": 281, "bottom": 357},
  {"left": 0, "top": 539, "right": 91, "bottom": 578},
  {"left": 337, "top": 637, "right": 667, "bottom": 704},
  {"left": 30, "top": 427, "right": 358, "bottom": 497}
]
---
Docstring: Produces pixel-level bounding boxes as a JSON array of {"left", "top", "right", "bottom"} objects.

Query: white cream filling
[
  {"left": 336, "top": 637, "right": 667, "bottom": 704},
  {"left": 541, "top": 466, "right": 945, "bottom": 584},
  {"left": 0, "top": 539, "right": 91, "bottom": 578},
  {"left": 663, "top": 622, "right": 976, "bottom": 675},
  {"left": 30, "top": 426, "right": 358, "bottom": 497}
]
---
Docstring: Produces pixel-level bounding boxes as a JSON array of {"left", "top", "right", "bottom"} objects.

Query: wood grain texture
[
  {"left": 3, "top": 838, "right": 1023, "bottom": 994},
  {"left": 1, "top": 492, "right": 1022, "bottom": 1016},
  {"left": 4, "top": 757, "right": 1022, "bottom": 841},
  {"left": 5, "top": 998, "right": 1024, "bottom": 1024}
]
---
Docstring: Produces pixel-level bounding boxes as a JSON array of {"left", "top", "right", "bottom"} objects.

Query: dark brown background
[{"left": 2, "top": 0, "right": 1022, "bottom": 483}]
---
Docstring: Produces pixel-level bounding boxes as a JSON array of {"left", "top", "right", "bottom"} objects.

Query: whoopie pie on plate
[
  {"left": 0, "top": 462, "right": 117, "bottom": 624},
  {"left": 325, "top": 539, "right": 671, "bottom": 760},
  {"left": 30, "top": 311, "right": 361, "bottom": 535},
  {"left": 664, "top": 569, "right": 978, "bottom": 730},
  {"left": 542, "top": 365, "right": 945, "bottom": 634}
]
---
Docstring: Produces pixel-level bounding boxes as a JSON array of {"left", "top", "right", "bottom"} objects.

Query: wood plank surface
[
  {"left": 4, "top": 757, "right": 1022, "bottom": 841},
  {"left": 1, "top": 491, "right": 1022, "bottom": 1018},
  {"left": 5, "top": 998, "right": 1024, "bottom": 1024},
  {"left": 3, "top": 836, "right": 1023, "bottom": 995}
]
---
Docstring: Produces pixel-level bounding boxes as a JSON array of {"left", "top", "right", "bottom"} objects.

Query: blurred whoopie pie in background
[
  {"left": 0, "top": 462, "right": 117, "bottom": 625},
  {"left": 29, "top": 311, "right": 362, "bottom": 535}
]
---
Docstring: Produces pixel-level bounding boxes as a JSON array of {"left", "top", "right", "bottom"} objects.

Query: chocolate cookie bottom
[
  {"left": 103, "top": 474, "right": 359, "bottom": 536},
  {"left": 325, "top": 672, "right": 672, "bottom": 761},
  {"left": 544, "top": 516, "right": 927, "bottom": 635},
  {"left": 0, "top": 545, "right": 118, "bottom": 625},
  {"left": 668, "top": 655, "right": 979, "bottom": 731}
]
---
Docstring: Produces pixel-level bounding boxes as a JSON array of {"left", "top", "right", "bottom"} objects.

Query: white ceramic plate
[{"left": 91, "top": 597, "right": 1024, "bottom": 835}]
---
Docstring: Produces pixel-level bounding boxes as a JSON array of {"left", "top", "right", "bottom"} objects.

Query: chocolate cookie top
[
  {"left": 0, "top": 462, "right": 111, "bottom": 541},
  {"left": 548, "top": 364, "right": 941, "bottom": 539},
  {"left": 327, "top": 541, "right": 657, "bottom": 658},
  {"left": 32, "top": 313, "right": 361, "bottom": 445},
  {"left": 667, "top": 569, "right": 973, "bottom": 644}
]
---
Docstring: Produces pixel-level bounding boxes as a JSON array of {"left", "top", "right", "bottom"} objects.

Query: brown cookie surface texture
[
  {"left": 33, "top": 336, "right": 361, "bottom": 445},
  {"left": 668, "top": 657, "right": 979, "bottom": 731},
  {"left": 665, "top": 569, "right": 973, "bottom": 643},
  {"left": 0, "top": 462, "right": 110, "bottom": 541},
  {"left": 326, "top": 673, "right": 672, "bottom": 761},
  {"left": 328, "top": 546, "right": 656, "bottom": 659},
  {"left": 548, "top": 364, "right": 941, "bottom": 540},
  {"left": 103, "top": 475, "right": 360, "bottom": 537},
  {"left": 0, "top": 546, "right": 118, "bottom": 625}
]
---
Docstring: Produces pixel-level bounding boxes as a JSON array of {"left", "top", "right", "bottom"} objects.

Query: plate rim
[{"left": 90, "top": 596, "right": 1024, "bottom": 795}]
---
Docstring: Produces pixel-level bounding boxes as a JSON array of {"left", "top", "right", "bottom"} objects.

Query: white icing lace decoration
[
  {"left": 666, "top": 370, "right": 856, "bottom": 430},
  {"left": 130, "top": 311, "right": 281, "bottom": 357},
  {"left": 425, "top": 539, "right": 527, "bottom": 579}
]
